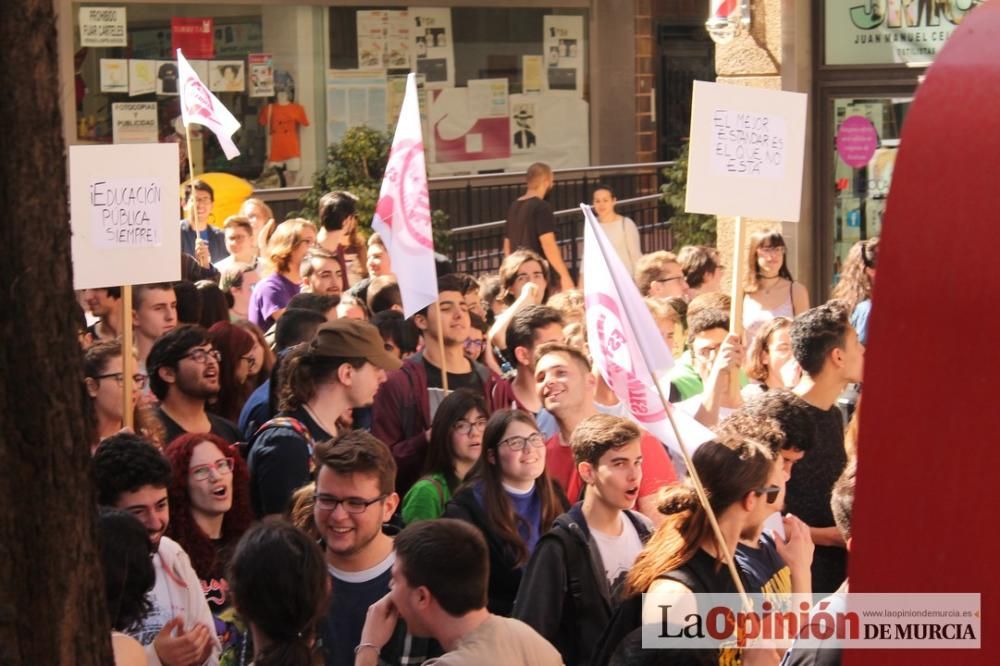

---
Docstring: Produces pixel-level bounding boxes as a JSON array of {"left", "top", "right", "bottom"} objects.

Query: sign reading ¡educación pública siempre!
[{"left": 825, "top": 0, "right": 983, "bottom": 66}]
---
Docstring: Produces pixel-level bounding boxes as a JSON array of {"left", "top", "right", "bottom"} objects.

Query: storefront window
[{"left": 830, "top": 96, "right": 911, "bottom": 282}]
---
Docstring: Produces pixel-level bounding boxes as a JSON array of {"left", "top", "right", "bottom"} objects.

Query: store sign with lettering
[{"left": 825, "top": 0, "right": 983, "bottom": 65}]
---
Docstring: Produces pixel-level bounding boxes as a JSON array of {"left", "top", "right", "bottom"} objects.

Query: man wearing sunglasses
[{"left": 147, "top": 325, "right": 242, "bottom": 446}]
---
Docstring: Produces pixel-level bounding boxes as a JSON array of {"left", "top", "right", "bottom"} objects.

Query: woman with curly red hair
[{"left": 164, "top": 432, "right": 253, "bottom": 660}]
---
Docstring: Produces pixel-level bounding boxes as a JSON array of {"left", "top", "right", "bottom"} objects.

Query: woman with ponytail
[
  {"left": 228, "top": 519, "right": 330, "bottom": 665},
  {"left": 594, "top": 434, "right": 785, "bottom": 664}
]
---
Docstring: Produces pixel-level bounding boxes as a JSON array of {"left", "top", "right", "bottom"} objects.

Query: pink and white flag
[
  {"left": 582, "top": 204, "right": 715, "bottom": 462},
  {"left": 177, "top": 49, "right": 241, "bottom": 159},
  {"left": 372, "top": 73, "right": 437, "bottom": 318}
]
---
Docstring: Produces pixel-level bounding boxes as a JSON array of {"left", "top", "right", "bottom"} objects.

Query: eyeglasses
[
  {"left": 190, "top": 457, "right": 235, "bottom": 482},
  {"left": 180, "top": 348, "right": 222, "bottom": 365},
  {"left": 756, "top": 246, "right": 786, "bottom": 256},
  {"left": 93, "top": 372, "right": 148, "bottom": 388},
  {"left": 499, "top": 432, "right": 546, "bottom": 451},
  {"left": 652, "top": 275, "right": 687, "bottom": 285},
  {"left": 464, "top": 338, "right": 485, "bottom": 350},
  {"left": 753, "top": 484, "right": 782, "bottom": 504},
  {"left": 313, "top": 494, "right": 388, "bottom": 514},
  {"left": 241, "top": 354, "right": 257, "bottom": 370},
  {"left": 453, "top": 418, "right": 488, "bottom": 435}
]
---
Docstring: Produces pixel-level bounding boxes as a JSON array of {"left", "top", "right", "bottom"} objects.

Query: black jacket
[
  {"left": 512, "top": 503, "right": 652, "bottom": 666},
  {"left": 443, "top": 483, "right": 568, "bottom": 617}
]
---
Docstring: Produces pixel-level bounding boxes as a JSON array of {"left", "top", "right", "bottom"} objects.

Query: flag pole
[
  {"left": 434, "top": 301, "right": 449, "bottom": 394},
  {"left": 728, "top": 216, "right": 746, "bottom": 400},
  {"left": 121, "top": 284, "right": 134, "bottom": 430},
  {"left": 585, "top": 206, "right": 751, "bottom": 609},
  {"left": 184, "top": 124, "right": 199, "bottom": 227}
]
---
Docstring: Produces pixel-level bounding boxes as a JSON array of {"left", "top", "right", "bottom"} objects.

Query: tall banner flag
[
  {"left": 177, "top": 49, "right": 241, "bottom": 159},
  {"left": 582, "top": 204, "right": 715, "bottom": 462},
  {"left": 372, "top": 73, "right": 438, "bottom": 317}
]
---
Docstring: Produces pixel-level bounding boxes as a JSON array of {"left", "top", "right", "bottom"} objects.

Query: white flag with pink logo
[
  {"left": 177, "top": 49, "right": 241, "bottom": 159},
  {"left": 372, "top": 73, "right": 438, "bottom": 318},
  {"left": 582, "top": 204, "right": 715, "bottom": 462}
]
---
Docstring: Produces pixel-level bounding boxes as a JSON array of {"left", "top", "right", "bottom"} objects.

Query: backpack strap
[
  {"left": 549, "top": 527, "right": 586, "bottom": 610},
  {"left": 251, "top": 417, "right": 317, "bottom": 473}
]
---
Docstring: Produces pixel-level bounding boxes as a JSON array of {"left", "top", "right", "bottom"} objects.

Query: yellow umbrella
[{"left": 182, "top": 172, "right": 254, "bottom": 228}]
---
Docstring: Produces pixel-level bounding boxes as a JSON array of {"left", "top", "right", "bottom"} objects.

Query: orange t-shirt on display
[{"left": 259, "top": 103, "right": 309, "bottom": 162}]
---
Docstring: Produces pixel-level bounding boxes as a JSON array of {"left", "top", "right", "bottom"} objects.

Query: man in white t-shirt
[
  {"left": 511, "top": 414, "right": 653, "bottom": 666},
  {"left": 356, "top": 519, "right": 561, "bottom": 666}
]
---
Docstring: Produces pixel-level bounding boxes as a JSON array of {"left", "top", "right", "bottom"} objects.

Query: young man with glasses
[
  {"left": 313, "top": 431, "right": 435, "bottom": 666},
  {"left": 181, "top": 180, "right": 227, "bottom": 266},
  {"left": 92, "top": 433, "right": 221, "bottom": 666},
  {"left": 147, "top": 324, "right": 242, "bottom": 445},
  {"left": 247, "top": 319, "right": 401, "bottom": 517},
  {"left": 132, "top": 282, "right": 177, "bottom": 375},
  {"left": 635, "top": 250, "right": 690, "bottom": 300}
]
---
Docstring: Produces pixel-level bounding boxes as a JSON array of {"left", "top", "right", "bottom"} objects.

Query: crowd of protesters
[{"left": 83, "top": 162, "right": 873, "bottom": 665}]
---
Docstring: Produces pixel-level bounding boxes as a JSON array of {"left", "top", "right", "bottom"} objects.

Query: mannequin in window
[{"left": 258, "top": 87, "right": 309, "bottom": 186}]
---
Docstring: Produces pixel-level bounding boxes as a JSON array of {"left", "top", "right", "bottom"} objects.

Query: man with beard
[
  {"left": 132, "top": 283, "right": 178, "bottom": 375},
  {"left": 313, "top": 431, "right": 435, "bottom": 666},
  {"left": 372, "top": 274, "right": 494, "bottom": 495},
  {"left": 147, "top": 325, "right": 241, "bottom": 445},
  {"left": 92, "top": 432, "right": 221, "bottom": 666},
  {"left": 248, "top": 319, "right": 400, "bottom": 517}
]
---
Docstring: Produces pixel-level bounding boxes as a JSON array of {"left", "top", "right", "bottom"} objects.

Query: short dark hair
[
  {"left": 505, "top": 305, "right": 564, "bottom": 365},
  {"left": 791, "top": 300, "right": 851, "bottom": 376},
  {"left": 414, "top": 273, "right": 467, "bottom": 319},
  {"left": 372, "top": 310, "right": 420, "bottom": 355},
  {"left": 687, "top": 307, "right": 729, "bottom": 342},
  {"left": 570, "top": 414, "right": 641, "bottom": 466},
  {"left": 831, "top": 460, "right": 856, "bottom": 540},
  {"left": 367, "top": 275, "right": 402, "bottom": 314},
  {"left": 146, "top": 324, "right": 210, "bottom": 400},
  {"left": 677, "top": 245, "right": 720, "bottom": 289},
  {"left": 97, "top": 507, "right": 155, "bottom": 632},
  {"left": 92, "top": 433, "right": 172, "bottom": 505},
  {"left": 395, "top": 519, "right": 488, "bottom": 616},
  {"left": 172, "top": 280, "right": 202, "bottom": 325},
  {"left": 729, "top": 389, "right": 816, "bottom": 452},
  {"left": 274, "top": 308, "right": 327, "bottom": 351},
  {"left": 287, "top": 292, "right": 339, "bottom": 315},
  {"left": 686, "top": 292, "right": 730, "bottom": 320},
  {"left": 313, "top": 430, "right": 397, "bottom": 495},
  {"left": 318, "top": 191, "right": 357, "bottom": 232},
  {"left": 185, "top": 178, "right": 214, "bottom": 202}
]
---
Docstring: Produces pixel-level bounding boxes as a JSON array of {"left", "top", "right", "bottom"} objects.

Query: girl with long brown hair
[
  {"left": 248, "top": 217, "right": 317, "bottom": 330},
  {"left": 742, "top": 228, "right": 810, "bottom": 351},
  {"left": 444, "top": 409, "right": 568, "bottom": 616}
]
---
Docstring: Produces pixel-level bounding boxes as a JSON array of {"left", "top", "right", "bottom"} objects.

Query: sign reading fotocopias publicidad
[{"left": 825, "top": 0, "right": 984, "bottom": 65}]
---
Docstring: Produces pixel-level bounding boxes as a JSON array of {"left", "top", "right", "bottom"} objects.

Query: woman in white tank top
[{"left": 742, "top": 229, "right": 809, "bottom": 351}]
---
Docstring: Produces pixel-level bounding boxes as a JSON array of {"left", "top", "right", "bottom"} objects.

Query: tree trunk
[{"left": 0, "top": 1, "right": 113, "bottom": 663}]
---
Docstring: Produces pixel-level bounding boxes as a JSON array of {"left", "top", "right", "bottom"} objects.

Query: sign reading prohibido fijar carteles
[
  {"left": 69, "top": 144, "right": 181, "bottom": 289},
  {"left": 685, "top": 81, "right": 808, "bottom": 222}
]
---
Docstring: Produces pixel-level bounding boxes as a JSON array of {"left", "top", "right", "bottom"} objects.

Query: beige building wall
[{"left": 712, "top": 0, "right": 816, "bottom": 301}]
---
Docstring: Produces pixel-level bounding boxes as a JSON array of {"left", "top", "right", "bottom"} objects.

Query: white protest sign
[
  {"left": 685, "top": 81, "right": 807, "bottom": 222},
  {"left": 79, "top": 7, "right": 127, "bottom": 47},
  {"left": 70, "top": 144, "right": 181, "bottom": 289}
]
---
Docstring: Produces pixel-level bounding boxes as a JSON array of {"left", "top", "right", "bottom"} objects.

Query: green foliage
[
  {"left": 660, "top": 142, "right": 717, "bottom": 247},
  {"left": 298, "top": 125, "right": 451, "bottom": 254}
]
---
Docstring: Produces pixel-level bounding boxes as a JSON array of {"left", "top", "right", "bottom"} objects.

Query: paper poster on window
[
  {"left": 386, "top": 11, "right": 412, "bottom": 68},
  {"left": 209, "top": 60, "right": 245, "bottom": 93},
  {"left": 411, "top": 8, "right": 454, "bottom": 89},
  {"left": 387, "top": 73, "right": 428, "bottom": 134},
  {"left": 70, "top": 143, "right": 181, "bottom": 289},
  {"left": 357, "top": 10, "right": 388, "bottom": 70},
  {"left": 326, "top": 71, "right": 388, "bottom": 144},
  {"left": 129, "top": 60, "right": 156, "bottom": 96},
  {"left": 79, "top": 7, "right": 127, "bottom": 47},
  {"left": 172, "top": 17, "right": 214, "bottom": 59},
  {"left": 468, "top": 79, "right": 509, "bottom": 118},
  {"left": 112, "top": 102, "right": 158, "bottom": 144},
  {"left": 685, "top": 81, "right": 808, "bottom": 222},
  {"left": 511, "top": 102, "right": 537, "bottom": 152},
  {"left": 248, "top": 53, "right": 274, "bottom": 97},
  {"left": 522, "top": 55, "right": 543, "bottom": 94},
  {"left": 156, "top": 61, "right": 179, "bottom": 96},
  {"left": 543, "top": 15, "right": 584, "bottom": 95},
  {"left": 429, "top": 88, "right": 511, "bottom": 165},
  {"left": 100, "top": 59, "right": 128, "bottom": 94}
]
